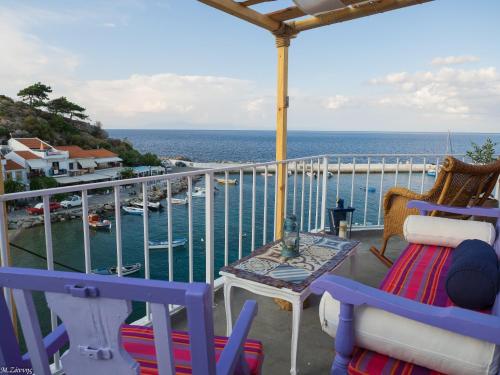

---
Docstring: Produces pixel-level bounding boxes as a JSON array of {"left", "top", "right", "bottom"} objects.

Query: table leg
[
  {"left": 224, "top": 280, "right": 234, "bottom": 336},
  {"left": 290, "top": 297, "right": 303, "bottom": 375}
]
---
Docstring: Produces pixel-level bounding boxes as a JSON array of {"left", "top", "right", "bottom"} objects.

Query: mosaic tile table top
[{"left": 220, "top": 233, "right": 359, "bottom": 292}]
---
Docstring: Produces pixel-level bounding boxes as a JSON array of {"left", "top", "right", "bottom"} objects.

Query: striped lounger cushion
[
  {"left": 348, "top": 243, "right": 456, "bottom": 375},
  {"left": 122, "top": 325, "right": 264, "bottom": 374}
]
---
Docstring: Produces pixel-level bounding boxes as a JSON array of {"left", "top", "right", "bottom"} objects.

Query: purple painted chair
[
  {"left": 0, "top": 268, "right": 264, "bottom": 375},
  {"left": 312, "top": 201, "right": 500, "bottom": 375}
]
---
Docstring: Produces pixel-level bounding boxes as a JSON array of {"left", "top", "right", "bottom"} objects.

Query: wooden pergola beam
[
  {"left": 239, "top": 0, "right": 275, "bottom": 6},
  {"left": 199, "top": 0, "right": 283, "bottom": 32},
  {"left": 290, "top": 0, "right": 432, "bottom": 32},
  {"left": 267, "top": 6, "right": 306, "bottom": 22}
]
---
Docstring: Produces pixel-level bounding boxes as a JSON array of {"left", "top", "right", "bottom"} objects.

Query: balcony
[{"left": 1, "top": 153, "right": 499, "bottom": 374}]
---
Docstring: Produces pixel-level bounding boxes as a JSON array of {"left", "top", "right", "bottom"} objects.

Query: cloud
[
  {"left": 102, "top": 22, "right": 117, "bottom": 28},
  {"left": 324, "top": 95, "right": 350, "bottom": 110},
  {"left": 371, "top": 66, "right": 500, "bottom": 118},
  {"left": 431, "top": 55, "right": 480, "bottom": 66},
  {"left": 67, "top": 74, "right": 274, "bottom": 126}
]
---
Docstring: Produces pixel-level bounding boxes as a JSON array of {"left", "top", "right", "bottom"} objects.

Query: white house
[{"left": 7, "top": 138, "right": 70, "bottom": 177}]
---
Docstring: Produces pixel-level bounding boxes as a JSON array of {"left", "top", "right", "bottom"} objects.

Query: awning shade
[
  {"left": 77, "top": 159, "right": 97, "bottom": 168},
  {"left": 95, "top": 157, "right": 122, "bottom": 163},
  {"left": 53, "top": 176, "right": 81, "bottom": 185},
  {"left": 74, "top": 173, "right": 110, "bottom": 182},
  {"left": 26, "top": 159, "right": 47, "bottom": 169},
  {"left": 293, "top": 0, "right": 347, "bottom": 15}
]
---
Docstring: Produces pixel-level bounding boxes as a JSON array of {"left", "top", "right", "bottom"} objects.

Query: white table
[{"left": 219, "top": 233, "right": 359, "bottom": 375}]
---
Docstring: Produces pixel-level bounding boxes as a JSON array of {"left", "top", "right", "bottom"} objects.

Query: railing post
[
  {"left": 205, "top": 172, "right": 215, "bottom": 290},
  {"left": 320, "top": 156, "right": 328, "bottom": 231}
]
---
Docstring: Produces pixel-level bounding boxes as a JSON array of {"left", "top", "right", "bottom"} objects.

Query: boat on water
[
  {"left": 360, "top": 186, "right": 376, "bottom": 193},
  {"left": 306, "top": 171, "right": 317, "bottom": 178},
  {"left": 191, "top": 187, "right": 206, "bottom": 198},
  {"left": 215, "top": 177, "right": 238, "bottom": 185},
  {"left": 122, "top": 206, "right": 146, "bottom": 215},
  {"left": 130, "top": 200, "right": 162, "bottom": 210},
  {"left": 170, "top": 197, "right": 188, "bottom": 205},
  {"left": 427, "top": 169, "right": 437, "bottom": 177},
  {"left": 261, "top": 172, "right": 273, "bottom": 177},
  {"left": 148, "top": 238, "right": 187, "bottom": 249},
  {"left": 92, "top": 263, "right": 142, "bottom": 276},
  {"left": 88, "top": 214, "right": 112, "bottom": 230}
]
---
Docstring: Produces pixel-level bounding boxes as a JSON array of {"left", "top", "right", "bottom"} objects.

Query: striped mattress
[
  {"left": 348, "top": 243, "right": 455, "bottom": 375},
  {"left": 121, "top": 324, "right": 264, "bottom": 374}
]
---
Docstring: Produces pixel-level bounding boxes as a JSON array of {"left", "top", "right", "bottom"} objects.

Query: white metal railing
[{"left": 1, "top": 152, "right": 498, "bottom": 349}]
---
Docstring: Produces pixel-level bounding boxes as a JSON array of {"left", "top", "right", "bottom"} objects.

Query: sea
[{"left": 10, "top": 130, "right": 500, "bottom": 326}]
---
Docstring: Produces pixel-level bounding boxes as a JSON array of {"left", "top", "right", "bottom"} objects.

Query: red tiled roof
[
  {"left": 56, "top": 146, "right": 95, "bottom": 159},
  {"left": 13, "top": 151, "right": 41, "bottom": 160},
  {"left": 4, "top": 160, "right": 23, "bottom": 171},
  {"left": 14, "top": 138, "right": 52, "bottom": 150},
  {"left": 87, "top": 149, "right": 118, "bottom": 158}
]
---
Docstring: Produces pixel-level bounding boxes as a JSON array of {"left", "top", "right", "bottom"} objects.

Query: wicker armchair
[{"left": 370, "top": 156, "right": 500, "bottom": 266}]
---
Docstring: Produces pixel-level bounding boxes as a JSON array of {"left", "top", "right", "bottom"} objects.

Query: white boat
[
  {"left": 191, "top": 187, "right": 206, "bottom": 198},
  {"left": 148, "top": 238, "right": 187, "bottom": 249},
  {"left": 122, "top": 206, "right": 145, "bottom": 215},
  {"left": 427, "top": 169, "right": 437, "bottom": 177},
  {"left": 170, "top": 197, "right": 188, "bottom": 205},
  {"left": 130, "top": 200, "right": 162, "bottom": 210},
  {"left": 306, "top": 171, "right": 317, "bottom": 178},
  {"left": 215, "top": 178, "right": 238, "bottom": 185},
  {"left": 92, "top": 263, "right": 142, "bottom": 276},
  {"left": 261, "top": 172, "right": 273, "bottom": 177}
]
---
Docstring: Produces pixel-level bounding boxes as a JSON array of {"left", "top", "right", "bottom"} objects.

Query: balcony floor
[{"left": 171, "top": 229, "right": 408, "bottom": 375}]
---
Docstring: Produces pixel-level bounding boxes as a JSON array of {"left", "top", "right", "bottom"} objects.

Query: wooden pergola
[{"left": 198, "top": 0, "right": 432, "bottom": 237}]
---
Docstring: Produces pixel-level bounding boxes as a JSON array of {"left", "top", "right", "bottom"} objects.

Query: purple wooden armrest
[
  {"left": 311, "top": 274, "right": 500, "bottom": 375},
  {"left": 407, "top": 200, "right": 500, "bottom": 219},
  {"left": 0, "top": 267, "right": 260, "bottom": 375}
]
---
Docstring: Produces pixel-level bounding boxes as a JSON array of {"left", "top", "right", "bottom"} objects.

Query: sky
[{"left": 1, "top": 0, "right": 499, "bottom": 132}]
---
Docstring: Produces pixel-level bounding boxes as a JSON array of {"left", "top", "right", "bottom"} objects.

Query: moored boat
[
  {"left": 191, "top": 187, "right": 206, "bottom": 198},
  {"left": 92, "top": 263, "right": 142, "bottom": 276},
  {"left": 215, "top": 177, "right": 238, "bottom": 185},
  {"left": 122, "top": 206, "right": 146, "bottom": 215},
  {"left": 130, "top": 200, "right": 162, "bottom": 210},
  {"left": 170, "top": 197, "right": 188, "bottom": 205},
  {"left": 88, "top": 214, "right": 112, "bottom": 230},
  {"left": 148, "top": 238, "right": 187, "bottom": 249}
]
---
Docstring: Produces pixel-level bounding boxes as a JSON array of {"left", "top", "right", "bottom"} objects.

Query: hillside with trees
[{"left": 0, "top": 83, "right": 161, "bottom": 166}]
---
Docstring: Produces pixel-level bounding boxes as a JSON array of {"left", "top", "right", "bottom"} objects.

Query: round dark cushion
[{"left": 446, "top": 239, "right": 499, "bottom": 310}]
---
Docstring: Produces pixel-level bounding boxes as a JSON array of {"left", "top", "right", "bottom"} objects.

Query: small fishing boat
[
  {"left": 92, "top": 263, "right": 142, "bottom": 276},
  {"left": 148, "top": 238, "right": 187, "bottom": 249},
  {"left": 88, "top": 214, "right": 112, "bottom": 230},
  {"left": 170, "top": 197, "right": 188, "bottom": 205},
  {"left": 306, "top": 171, "right": 317, "bottom": 178},
  {"left": 261, "top": 172, "right": 273, "bottom": 177},
  {"left": 360, "top": 186, "right": 376, "bottom": 193},
  {"left": 215, "top": 178, "right": 238, "bottom": 185},
  {"left": 191, "top": 187, "right": 206, "bottom": 198},
  {"left": 130, "top": 200, "right": 162, "bottom": 211},
  {"left": 122, "top": 206, "right": 146, "bottom": 215}
]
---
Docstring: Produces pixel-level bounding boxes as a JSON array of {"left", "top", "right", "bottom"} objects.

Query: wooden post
[{"left": 275, "top": 35, "right": 290, "bottom": 240}]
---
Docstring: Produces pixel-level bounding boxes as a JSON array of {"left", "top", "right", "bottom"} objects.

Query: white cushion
[
  {"left": 319, "top": 292, "right": 500, "bottom": 375},
  {"left": 403, "top": 215, "right": 495, "bottom": 248}
]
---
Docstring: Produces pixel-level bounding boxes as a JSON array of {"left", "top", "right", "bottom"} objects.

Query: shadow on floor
[{"left": 172, "top": 230, "right": 408, "bottom": 375}]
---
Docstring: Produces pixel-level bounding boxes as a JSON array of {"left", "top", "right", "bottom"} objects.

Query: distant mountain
[{"left": 0, "top": 94, "right": 160, "bottom": 166}]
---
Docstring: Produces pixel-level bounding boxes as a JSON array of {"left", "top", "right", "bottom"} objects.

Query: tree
[
  {"left": 466, "top": 138, "right": 498, "bottom": 164},
  {"left": 17, "top": 82, "right": 52, "bottom": 108},
  {"left": 47, "top": 97, "right": 88, "bottom": 120},
  {"left": 120, "top": 167, "right": 135, "bottom": 179},
  {"left": 4, "top": 178, "right": 25, "bottom": 194},
  {"left": 30, "top": 176, "right": 58, "bottom": 191},
  {"left": 140, "top": 152, "right": 162, "bottom": 166},
  {"left": 47, "top": 97, "right": 72, "bottom": 116}
]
